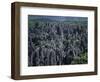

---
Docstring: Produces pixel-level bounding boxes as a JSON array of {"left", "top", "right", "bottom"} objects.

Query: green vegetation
[{"left": 72, "top": 52, "right": 87, "bottom": 64}]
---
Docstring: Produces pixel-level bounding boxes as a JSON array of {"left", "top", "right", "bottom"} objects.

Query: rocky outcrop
[{"left": 28, "top": 21, "right": 88, "bottom": 66}]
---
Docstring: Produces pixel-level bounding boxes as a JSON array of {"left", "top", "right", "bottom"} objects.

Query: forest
[{"left": 28, "top": 15, "right": 88, "bottom": 66}]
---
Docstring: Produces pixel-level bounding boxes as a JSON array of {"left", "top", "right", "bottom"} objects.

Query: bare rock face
[{"left": 28, "top": 21, "right": 88, "bottom": 66}]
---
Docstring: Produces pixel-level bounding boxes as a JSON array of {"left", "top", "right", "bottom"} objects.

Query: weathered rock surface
[{"left": 28, "top": 21, "right": 88, "bottom": 66}]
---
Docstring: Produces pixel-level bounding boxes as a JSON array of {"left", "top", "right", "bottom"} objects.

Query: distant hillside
[{"left": 28, "top": 15, "right": 88, "bottom": 23}]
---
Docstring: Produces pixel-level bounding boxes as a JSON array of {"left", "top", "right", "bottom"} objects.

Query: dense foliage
[{"left": 28, "top": 16, "right": 88, "bottom": 66}]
